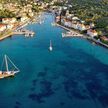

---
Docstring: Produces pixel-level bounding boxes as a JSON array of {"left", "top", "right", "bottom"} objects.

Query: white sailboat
[
  {"left": 49, "top": 40, "right": 53, "bottom": 51},
  {"left": 0, "top": 55, "right": 20, "bottom": 79}
]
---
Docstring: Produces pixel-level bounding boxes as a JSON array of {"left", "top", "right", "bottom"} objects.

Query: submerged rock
[
  {"left": 37, "top": 71, "right": 47, "bottom": 77},
  {"left": 28, "top": 80, "right": 54, "bottom": 103},
  {"left": 28, "top": 93, "right": 44, "bottom": 103}
]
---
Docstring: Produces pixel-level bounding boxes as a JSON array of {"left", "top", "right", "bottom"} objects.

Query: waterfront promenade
[
  {"left": 0, "top": 21, "right": 30, "bottom": 41},
  {"left": 0, "top": 32, "right": 13, "bottom": 41},
  {"left": 56, "top": 23, "right": 86, "bottom": 38},
  {"left": 0, "top": 14, "right": 38, "bottom": 41},
  {"left": 55, "top": 22, "right": 108, "bottom": 48}
]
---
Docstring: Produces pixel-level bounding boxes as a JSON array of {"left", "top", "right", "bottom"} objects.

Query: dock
[
  {"left": 54, "top": 23, "right": 84, "bottom": 38},
  {"left": 51, "top": 22, "right": 57, "bottom": 26},
  {"left": 62, "top": 31, "right": 83, "bottom": 38},
  {"left": 13, "top": 29, "right": 35, "bottom": 37}
]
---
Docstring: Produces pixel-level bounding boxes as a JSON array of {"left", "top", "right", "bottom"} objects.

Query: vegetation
[
  {"left": 32, "top": 4, "right": 39, "bottom": 12},
  {"left": 67, "top": 0, "right": 108, "bottom": 34},
  {"left": 0, "top": 0, "right": 40, "bottom": 18},
  {"left": 101, "top": 39, "right": 108, "bottom": 45},
  {"left": 53, "top": 0, "right": 108, "bottom": 34},
  {"left": 0, "top": 9, "right": 15, "bottom": 18}
]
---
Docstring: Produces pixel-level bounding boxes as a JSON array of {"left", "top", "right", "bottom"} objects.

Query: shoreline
[
  {"left": 0, "top": 20, "right": 30, "bottom": 41},
  {"left": 56, "top": 22, "right": 108, "bottom": 49},
  {"left": 0, "top": 32, "right": 13, "bottom": 41},
  {"left": 56, "top": 23, "right": 86, "bottom": 38},
  {"left": 0, "top": 12, "right": 40, "bottom": 41}
]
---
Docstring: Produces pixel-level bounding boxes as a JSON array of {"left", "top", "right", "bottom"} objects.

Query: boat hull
[
  {"left": 0, "top": 71, "right": 18, "bottom": 79},
  {"left": 49, "top": 46, "right": 53, "bottom": 51}
]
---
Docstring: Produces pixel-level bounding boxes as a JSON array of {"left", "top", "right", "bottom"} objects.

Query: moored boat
[{"left": 0, "top": 55, "right": 20, "bottom": 79}]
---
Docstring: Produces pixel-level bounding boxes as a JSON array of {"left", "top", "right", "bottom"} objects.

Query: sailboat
[
  {"left": 0, "top": 55, "right": 20, "bottom": 79},
  {"left": 49, "top": 40, "right": 53, "bottom": 51}
]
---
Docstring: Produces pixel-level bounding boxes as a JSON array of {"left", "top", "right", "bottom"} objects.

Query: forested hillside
[{"left": 67, "top": 0, "right": 108, "bottom": 34}]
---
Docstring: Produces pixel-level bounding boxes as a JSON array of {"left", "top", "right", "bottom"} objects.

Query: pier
[
  {"left": 13, "top": 29, "right": 35, "bottom": 37},
  {"left": 53, "top": 23, "right": 84, "bottom": 38},
  {"left": 62, "top": 31, "right": 83, "bottom": 38}
]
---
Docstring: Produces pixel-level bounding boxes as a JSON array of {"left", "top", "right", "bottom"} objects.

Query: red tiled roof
[
  {"left": 0, "top": 24, "right": 6, "bottom": 27},
  {"left": 100, "top": 36, "right": 108, "bottom": 41}
]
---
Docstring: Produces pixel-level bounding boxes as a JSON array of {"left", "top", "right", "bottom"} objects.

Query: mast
[
  {"left": 7, "top": 55, "right": 20, "bottom": 73},
  {"left": 5, "top": 55, "right": 9, "bottom": 72},
  {"left": 50, "top": 40, "right": 52, "bottom": 47}
]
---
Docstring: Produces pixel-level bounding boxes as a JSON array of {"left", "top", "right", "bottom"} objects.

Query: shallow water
[{"left": 0, "top": 13, "right": 108, "bottom": 108}]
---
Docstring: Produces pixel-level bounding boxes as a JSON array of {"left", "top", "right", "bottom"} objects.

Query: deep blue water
[{"left": 0, "top": 13, "right": 108, "bottom": 108}]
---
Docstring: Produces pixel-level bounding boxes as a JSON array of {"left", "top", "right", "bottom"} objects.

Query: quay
[
  {"left": 56, "top": 23, "right": 71, "bottom": 31},
  {"left": 56, "top": 23, "right": 84, "bottom": 38},
  {"left": 56, "top": 22, "right": 108, "bottom": 48},
  {"left": 13, "top": 29, "right": 35, "bottom": 37},
  {"left": 0, "top": 13, "right": 39, "bottom": 41},
  {"left": 62, "top": 31, "right": 83, "bottom": 38},
  {"left": 87, "top": 37, "right": 108, "bottom": 48}
]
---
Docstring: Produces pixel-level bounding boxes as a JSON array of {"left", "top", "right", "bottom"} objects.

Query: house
[
  {"left": 87, "top": 29, "right": 98, "bottom": 37},
  {"left": 64, "top": 19, "right": 72, "bottom": 27},
  {"left": 21, "top": 16, "right": 28, "bottom": 22},
  {"left": 72, "top": 17, "right": 80, "bottom": 21},
  {"left": 56, "top": 16, "right": 60, "bottom": 22},
  {"left": 86, "top": 25, "right": 90, "bottom": 30},
  {"left": 61, "top": 18, "right": 65, "bottom": 24},
  {"left": 6, "top": 24, "right": 14, "bottom": 29},
  {"left": 77, "top": 23, "right": 86, "bottom": 31},
  {"left": 66, "top": 14, "right": 73, "bottom": 20},
  {"left": 0, "top": 24, "right": 7, "bottom": 32},
  {"left": 71, "top": 22, "right": 78, "bottom": 29},
  {"left": 2, "top": 18, "right": 16, "bottom": 24},
  {"left": 66, "top": 10, "right": 69, "bottom": 16},
  {"left": 90, "top": 23, "right": 95, "bottom": 28},
  {"left": 100, "top": 36, "right": 108, "bottom": 41},
  {"left": 28, "top": 12, "right": 34, "bottom": 17}
]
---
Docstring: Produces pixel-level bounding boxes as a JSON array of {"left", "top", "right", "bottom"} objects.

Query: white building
[
  {"left": 21, "top": 16, "right": 28, "bottom": 22},
  {"left": 2, "top": 18, "right": 16, "bottom": 24},
  {"left": 64, "top": 20, "right": 72, "bottom": 27},
  {"left": 6, "top": 24, "right": 14, "bottom": 29},
  {"left": 87, "top": 29, "right": 98, "bottom": 37}
]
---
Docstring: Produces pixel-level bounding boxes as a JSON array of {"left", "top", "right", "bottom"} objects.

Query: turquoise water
[{"left": 0, "top": 13, "right": 108, "bottom": 108}]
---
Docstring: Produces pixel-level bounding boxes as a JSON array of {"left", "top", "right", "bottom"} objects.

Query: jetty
[
  {"left": 54, "top": 23, "right": 84, "bottom": 38},
  {"left": 87, "top": 37, "right": 108, "bottom": 48},
  {"left": 56, "top": 23, "right": 71, "bottom": 31},
  {"left": 51, "top": 22, "right": 57, "bottom": 26},
  {"left": 13, "top": 29, "right": 35, "bottom": 37},
  {"left": 62, "top": 31, "right": 83, "bottom": 38}
]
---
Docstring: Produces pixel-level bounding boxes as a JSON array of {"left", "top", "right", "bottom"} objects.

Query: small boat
[
  {"left": 49, "top": 40, "right": 53, "bottom": 51},
  {"left": 0, "top": 55, "right": 20, "bottom": 79},
  {"left": 25, "top": 33, "right": 29, "bottom": 37},
  {"left": 62, "top": 33, "right": 65, "bottom": 37},
  {"left": 51, "top": 22, "right": 56, "bottom": 26},
  {"left": 30, "top": 33, "right": 34, "bottom": 37}
]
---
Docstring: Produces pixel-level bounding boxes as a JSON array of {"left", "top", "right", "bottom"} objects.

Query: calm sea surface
[{"left": 0, "top": 13, "right": 108, "bottom": 108}]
